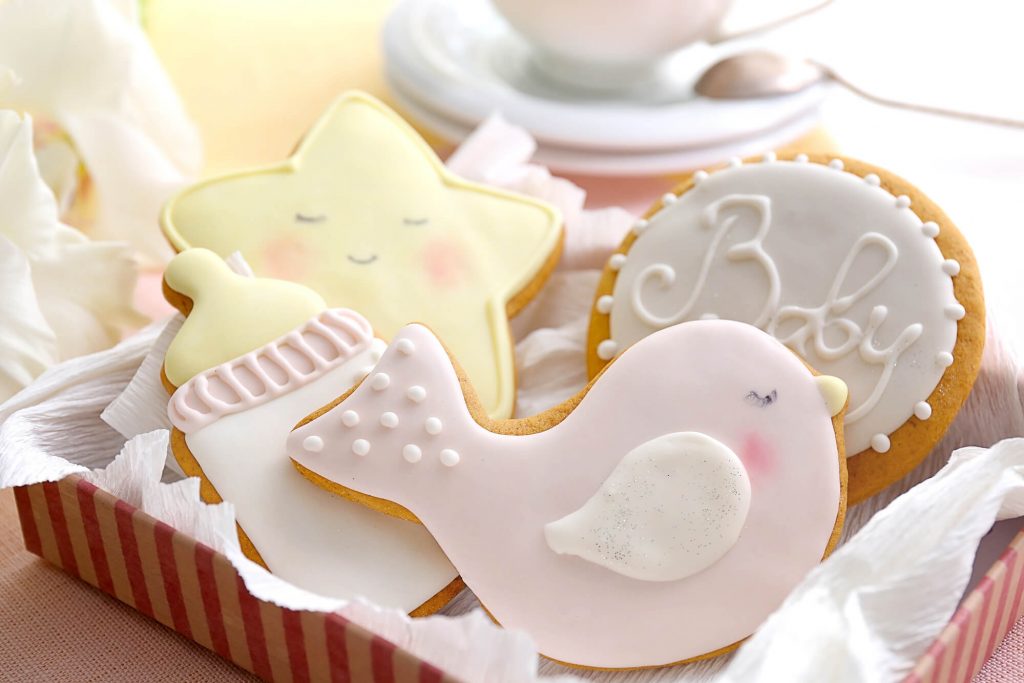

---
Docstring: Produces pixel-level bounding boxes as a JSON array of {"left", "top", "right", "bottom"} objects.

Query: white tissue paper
[{"left": 2, "top": 117, "right": 1024, "bottom": 682}]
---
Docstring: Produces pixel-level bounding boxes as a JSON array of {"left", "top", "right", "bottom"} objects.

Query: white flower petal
[
  {"left": 30, "top": 239, "right": 146, "bottom": 360},
  {"left": 0, "top": 234, "right": 58, "bottom": 400},
  {"left": 0, "top": 0, "right": 202, "bottom": 261},
  {"left": 0, "top": 111, "right": 62, "bottom": 254},
  {"left": 60, "top": 109, "right": 194, "bottom": 260},
  {"left": 0, "top": 110, "right": 144, "bottom": 401}
]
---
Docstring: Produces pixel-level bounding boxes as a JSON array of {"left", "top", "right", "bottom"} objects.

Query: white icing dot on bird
[
  {"left": 693, "top": 170, "right": 709, "bottom": 184},
  {"left": 937, "top": 351, "right": 955, "bottom": 368},
  {"left": 439, "top": 449, "right": 460, "bottom": 467},
  {"left": 870, "top": 433, "right": 891, "bottom": 453},
  {"left": 302, "top": 436, "right": 323, "bottom": 453},
  {"left": 352, "top": 439, "right": 371, "bottom": 456},
  {"left": 945, "top": 303, "right": 966, "bottom": 320},
  {"left": 895, "top": 195, "right": 911, "bottom": 209},
  {"left": 395, "top": 338, "right": 416, "bottom": 356},
  {"left": 341, "top": 410, "right": 360, "bottom": 427},
  {"left": 914, "top": 401, "right": 933, "bottom": 420},
  {"left": 728, "top": 157, "right": 742, "bottom": 168},
  {"left": 921, "top": 221, "right": 940, "bottom": 238},
  {"left": 596, "top": 295, "right": 614, "bottom": 315},
  {"left": 425, "top": 417, "right": 443, "bottom": 435},
  {"left": 864, "top": 173, "right": 881, "bottom": 186},
  {"left": 370, "top": 372, "right": 390, "bottom": 390},
  {"left": 608, "top": 254, "right": 626, "bottom": 271},
  {"left": 942, "top": 259, "right": 961, "bottom": 276},
  {"left": 661, "top": 192, "right": 678, "bottom": 206},
  {"left": 370, "top": 348, "right": 383, "bottom": 363},
  {"left": 402, "top": 444, "right": 422, "bottom": 463},
  {"left": 380, "top": 412, "right": 399, "bottom": 429},
  {"left": 407, "top": 385, "right": 426, "bottom": 402},
  {"left": 633, "top": 219, "right": 649, "bottom": 234},
  {"left": 596, "top": 340, "right": 618, "bottom": 360},
  {"left": 762, "top": 151, "right": 776, "bottom": 163},
  {"left": 828, "top": 159, "right": 844, "bottom": 170},
  {"left": 795, "top": 153, "right": 809, "bottom": 163}
]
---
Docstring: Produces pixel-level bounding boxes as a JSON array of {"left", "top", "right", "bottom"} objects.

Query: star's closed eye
[
  {"left": 295, "top": 213, "right": 326, "bottom": 223},
  {"left": 403, "top": 217, "right": 429, "bottom": 226},
  {"left": 745, "top": 389, "right": 778, "bottom": 408}
]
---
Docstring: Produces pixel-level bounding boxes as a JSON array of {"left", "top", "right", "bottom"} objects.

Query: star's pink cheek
[
  {"left": 739, "top": 432, "right": 775, "bottom": 482},
  {"left": 422, "top": 238, "right": 467, "bottom": 287},
  {"left": 260, "top": 237, "right": 312, "bottom": 281}
]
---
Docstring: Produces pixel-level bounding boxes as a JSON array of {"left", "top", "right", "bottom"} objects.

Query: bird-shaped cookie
[
  {"left": 161, "top": 91, "right": 563, "bottom": 420},
  {"left": 288, "top": 319, "right": 849, "bottom": 669}
]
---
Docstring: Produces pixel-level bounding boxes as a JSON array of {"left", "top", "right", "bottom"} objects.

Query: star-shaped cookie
[{"left": 161, "top": 91, "right": 563, "bottom": 418}]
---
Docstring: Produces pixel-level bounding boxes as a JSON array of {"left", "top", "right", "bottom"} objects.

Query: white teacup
[{"left": 491, "top": 0, "right": 734, "bottom": 90}]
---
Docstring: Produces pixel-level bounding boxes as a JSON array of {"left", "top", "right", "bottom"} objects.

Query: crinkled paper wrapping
[{"left": 2, "top": 117, "right": 1024, "bottom": 682}]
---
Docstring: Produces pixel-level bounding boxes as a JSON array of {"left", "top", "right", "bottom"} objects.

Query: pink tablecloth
[{"left": 974, "top": 618, "right": 1024, "bottom": 682}]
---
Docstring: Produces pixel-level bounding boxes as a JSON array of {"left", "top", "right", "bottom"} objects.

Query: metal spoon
[{"left": 695, "top": 51, "right": 1024, "bottom": 128}]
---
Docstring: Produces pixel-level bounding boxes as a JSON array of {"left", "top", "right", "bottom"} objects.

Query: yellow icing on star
[
  {"left": 161, "top": 91, "right": 562, "bottom": 418},
  {"left": 163, "top": 248, "right": 327, "bottom": 386}
]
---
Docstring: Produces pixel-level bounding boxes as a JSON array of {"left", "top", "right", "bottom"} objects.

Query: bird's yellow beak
[{"left": 815, "top": 375, "right": 848, "bottom": 417}]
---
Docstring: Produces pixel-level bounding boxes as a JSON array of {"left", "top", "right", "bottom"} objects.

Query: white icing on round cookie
[
  {"left": 603, "top": 159, "right": 959, "bottom": 455},
  {"left": 544, "top": 432, "right": 750, "bottom": 582}
]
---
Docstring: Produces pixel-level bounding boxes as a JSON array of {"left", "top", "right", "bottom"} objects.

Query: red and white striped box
[
  {"left": 906, "top": 529, "right": 1024, "bottom": 683},
  {"left": 13, "top": 474, "right": 454, "bottom": 683},
  {"left": 13, "top": 472, "right": 1024, "bottom": 682}
]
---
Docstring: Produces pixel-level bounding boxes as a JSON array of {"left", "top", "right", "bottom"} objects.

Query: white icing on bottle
[{"left": 169, "top": 310, "right": 457, "bottom": 611}]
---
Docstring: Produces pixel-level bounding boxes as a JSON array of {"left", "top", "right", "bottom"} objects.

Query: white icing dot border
[{"left": 592, "top": 153, "right": 968, "bottom": 457}]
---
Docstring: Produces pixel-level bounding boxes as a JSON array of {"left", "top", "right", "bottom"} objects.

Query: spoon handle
[
  {"left": 709, "top": 0, "right": 836, "bottom": 45},
  {"left": 817, "top": 62, "right": 1024, "bottom": 129}
]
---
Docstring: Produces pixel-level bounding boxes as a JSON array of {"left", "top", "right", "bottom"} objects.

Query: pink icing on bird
[
  {"left": 739, "top": 431, "right": 777, "bottom": 481},
  {"left": 288, "top": 320, "right": 845, "bottom": 668}
]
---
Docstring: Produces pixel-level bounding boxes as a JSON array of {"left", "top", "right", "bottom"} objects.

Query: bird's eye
[
  {"left": 403, "top": 217, "right": 429, "bottom": 226},
  {"left": 295, "top": 213, "right": 326, "bottom": 223},
  {"left": 745, "top": 389, "right": 778, "bottom": 407}
]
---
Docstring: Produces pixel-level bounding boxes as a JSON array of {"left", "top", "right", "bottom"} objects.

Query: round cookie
[
  {"left": 288, "top": 319, "right": 849, "bottom": 669},
  {"left": 587, "top": 153, "right": 984, "bottom": 504},
  {"left": 162, "top": 248, "right": 461, "bottom": 615},
  {"left": 161, "top": 91, "right": 563, "bottom": 420}
]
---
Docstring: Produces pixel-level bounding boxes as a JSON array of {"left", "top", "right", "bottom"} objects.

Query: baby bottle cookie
[
  {"left": 288, "top": 319, "right": 848, "bottom": 668},
  {"left": 588, "top": 154, "right": 984, "bottom": 503},
  {"left": 163, "top": 248, "right": 459, "bottom": 614},
  {"left": 161, "top": 91, "right": 563, "bottom": 420}
]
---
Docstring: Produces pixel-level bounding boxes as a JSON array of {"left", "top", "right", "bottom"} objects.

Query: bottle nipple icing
[{"left": 163, "top": 248, "right": 327, "bottom": 387}]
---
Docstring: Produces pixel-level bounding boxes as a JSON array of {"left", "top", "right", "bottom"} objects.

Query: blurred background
[{"left": 2, "top": 0, "right": 1023, "bottom": 388}]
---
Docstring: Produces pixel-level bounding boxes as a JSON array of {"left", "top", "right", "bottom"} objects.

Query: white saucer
[
  {"left": 392, "top": 84, "right": 824, "bottom": 176},
  {"left": 382, "top": 0, "right": 827, "bottom": 162}
]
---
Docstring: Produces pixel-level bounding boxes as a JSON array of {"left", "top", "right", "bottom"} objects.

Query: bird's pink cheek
[
  {"left": 739, "top": 432, "right": 776, "bottom": 483},
  {"left": 421, "top": 238, "right": 468, "bottom": 288},
  {"left": 260, "top": 237, "right": 312, "bottom": 281}
]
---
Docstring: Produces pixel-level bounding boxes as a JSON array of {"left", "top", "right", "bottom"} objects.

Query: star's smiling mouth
[{"left": 347, "top": 254, "right": 378, "bottom": 265}]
